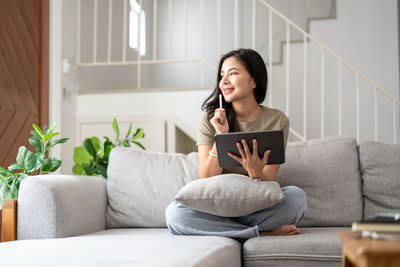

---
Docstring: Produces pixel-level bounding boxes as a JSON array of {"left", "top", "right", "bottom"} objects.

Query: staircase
[
  {"left": 258, "top": 0, "right": 336, "bottom": 65},
  {"left": 73, "top": 0, "right": 399, "bottom": 146}
]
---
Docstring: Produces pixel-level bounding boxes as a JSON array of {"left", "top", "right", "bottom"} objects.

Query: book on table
[
  {"left": 352, "top": 213, "right": 400, "bottom": 232},
  {"left": 361, "top": 230, "right": 400, "bottom": 241}
]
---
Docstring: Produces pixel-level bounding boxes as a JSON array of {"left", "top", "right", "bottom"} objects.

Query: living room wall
[{"left": 56, "top": 0, "right": 399, "bottom": 174}]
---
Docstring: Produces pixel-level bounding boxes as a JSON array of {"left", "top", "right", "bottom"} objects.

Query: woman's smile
[{"left": 223, "top": 87, "right": 234, "bottom": 95}]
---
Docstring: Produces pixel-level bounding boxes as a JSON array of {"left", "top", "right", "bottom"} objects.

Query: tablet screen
[{"left": 214, "top": 130, "right": 285, "bottom": 168}]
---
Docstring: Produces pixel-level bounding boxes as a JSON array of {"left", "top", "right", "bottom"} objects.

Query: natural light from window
[{"left": 129, "top": 0, "right": 146, "bottom": 56}]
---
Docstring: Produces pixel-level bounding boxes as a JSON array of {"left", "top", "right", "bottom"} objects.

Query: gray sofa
[{"left": 0, "top": 135, "right": 399, "bottom": 267}]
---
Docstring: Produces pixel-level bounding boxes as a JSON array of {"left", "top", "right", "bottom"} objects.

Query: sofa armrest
[{"left": 17, "top": 175, "right": 107, "bottom": 240}]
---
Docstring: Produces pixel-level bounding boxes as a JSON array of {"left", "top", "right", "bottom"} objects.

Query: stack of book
[{"left": 352, "top": 213, "right": 400, "bottom": 241}]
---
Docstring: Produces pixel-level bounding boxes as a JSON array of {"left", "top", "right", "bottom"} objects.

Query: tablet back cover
[{"left": 214, "top": 130, "right": 285, "bottom": 168}]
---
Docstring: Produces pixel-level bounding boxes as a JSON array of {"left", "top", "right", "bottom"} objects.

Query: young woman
[{"left": 166, "top": 49, "right": 307, "bottom": 239}]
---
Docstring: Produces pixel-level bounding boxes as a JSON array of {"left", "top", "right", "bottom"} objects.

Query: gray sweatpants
[{"left": 165, "top": 186, "right": 307, "bottom": 239}]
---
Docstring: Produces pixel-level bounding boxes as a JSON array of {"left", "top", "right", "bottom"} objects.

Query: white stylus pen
[{"left": 219, "top": 94, "right": 223, "bottom": 108}]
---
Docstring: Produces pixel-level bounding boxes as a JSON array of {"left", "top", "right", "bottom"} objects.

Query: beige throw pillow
[{"left": 174, "top": 174, "right": 286, "bottom": 217}]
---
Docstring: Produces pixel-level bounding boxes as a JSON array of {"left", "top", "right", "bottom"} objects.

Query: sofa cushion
[
  {"left": 175, "top": 174, "right": 285, "bottom": 217},
  {"left": 243, "top": 227, "right": 346, "bottom": 267},
  {"left": 359, "top": 141, "right": 400, "bottom": 220},
  {"left": 0, "top": 228, "right": 241, "bottom": 267},
  {"left": 107, "top": 148, "right": 198, "bottom": 228},
  {"left": 276, "top": 136, "right": 363, "bottom": 226}
]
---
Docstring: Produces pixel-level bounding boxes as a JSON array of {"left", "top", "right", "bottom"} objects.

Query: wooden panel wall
[{"left": 0, "top": 0, "right": 48, "bottom": 168}]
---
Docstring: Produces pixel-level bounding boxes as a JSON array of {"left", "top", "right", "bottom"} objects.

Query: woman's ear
[{"left": 251, "top": 79, "right": 256, "bottom": 89}]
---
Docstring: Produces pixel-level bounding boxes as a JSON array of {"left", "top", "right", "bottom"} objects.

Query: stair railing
[
  {"left": 76, "top": 0, "right": 399, "bottom": 144},
  {"left": 257, "top": 0, "right": 399, "bottom": 144}
]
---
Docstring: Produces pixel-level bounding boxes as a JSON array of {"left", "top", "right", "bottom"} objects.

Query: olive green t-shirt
[{"left": 197, "top": 105, "right": 289, "bottom": 175}]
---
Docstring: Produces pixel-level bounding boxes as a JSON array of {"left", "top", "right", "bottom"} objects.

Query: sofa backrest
[
  {"left": 107, "top": 136, "right": 366, "bottom": 228},
  {"left": 276, "top": 136, "right": 363, "bottom": 227},
  {"left": 359, "top": 141, "right": 400, "bottom": 220},
  {"left": 106, "top": 147, "right": 199, "bottom": 228}
]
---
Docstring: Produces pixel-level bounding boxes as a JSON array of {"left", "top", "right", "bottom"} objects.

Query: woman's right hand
[{"left": 210, "top": 108, "right": 229, "bottom": 134}]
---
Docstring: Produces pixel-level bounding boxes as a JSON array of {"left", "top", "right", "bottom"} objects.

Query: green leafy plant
[
  {"left": 72, "top": 118, "right": 145, "bottom": 178},
  {"left": 0, "top": 123, "right": 68, "bottom": 209}
]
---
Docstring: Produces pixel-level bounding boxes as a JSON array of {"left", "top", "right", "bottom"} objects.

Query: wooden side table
[
  {"left": 1, "top": 199, "right": 18, "bottom": 242},
  {"left": 338, "top": 231, "right": 400, "bottom": 267}
]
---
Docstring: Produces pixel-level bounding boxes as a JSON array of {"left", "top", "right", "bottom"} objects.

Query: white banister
[
  {"left": 374, "top": 87, "right": 378, "bottom": 141},
  {"left": 200, "top": 0, "right": 204, "bottom": 88},
  {"left": 252, "top": 0, "right": 256, "bottom": 50},
  {"left": 285, "top": 21, "right": 290, "bottom": 117},
  {"left": 303, "top": 34, "right": 308, "bottom": 139},
  {"left": 234, "top": 0, "right": 238, "bottom": 49},
  {"left": 76, "top": 0, "right": 81, "bottom": 64},
  {"left": 107, "top": 0, "right": 112, "bottom": 63},
  {"left": 356, "top": 72, "right": 360, "bottom": 142},
  {"left": 168, "top": 0, "right": 172, "bottom": 60},
  {"left": 122, "top": 0, "right": 127, "bottom": 62},
  {"left": 320, "top": 47, "right": 325, "bottom": 138},
  {"left": 152, "top": 0, "right": 157, "bottom": 60},
  {"left": 268, "top": 8, "right": 273, "bottom": 108},
  {"left": 184, "top": 0, "right": 188, "bottom": 59},
  {"left": 338, "top": 60, "right": 342, "bottom": 135},
  {"left": 93, "top": 0, "right": 98, "bottom": 63},
  {"left": 394, "top": 100, "right": 397, "bottom": 144},
  {"left": 217, "top": 0, "right": 221, "bottom": 57}
]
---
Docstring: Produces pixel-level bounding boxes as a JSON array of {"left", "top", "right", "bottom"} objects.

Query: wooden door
[{"left": 0, "top": 0, "right": 49, "bottom": 168}]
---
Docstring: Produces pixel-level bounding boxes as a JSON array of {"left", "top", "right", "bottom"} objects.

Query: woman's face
[{"left": 219, "top": 56, "right": 256, "bottom": 103}]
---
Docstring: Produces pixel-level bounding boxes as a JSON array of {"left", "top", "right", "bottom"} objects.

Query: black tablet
[{"left": 214, "top": 130, "right": 285, "bottom": 168}]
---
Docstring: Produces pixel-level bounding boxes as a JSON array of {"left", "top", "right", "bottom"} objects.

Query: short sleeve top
[{"left": 197, "top": 105, "right": 289, "bottom": 175}]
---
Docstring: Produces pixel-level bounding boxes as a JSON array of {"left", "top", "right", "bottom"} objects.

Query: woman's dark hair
[{"left": 201, "top": 48, "right": 268, "bottom": 132}]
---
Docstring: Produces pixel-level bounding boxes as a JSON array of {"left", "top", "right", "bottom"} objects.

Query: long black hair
[{"left": 201, "top": 48, "right": 268, "bottom": 132}]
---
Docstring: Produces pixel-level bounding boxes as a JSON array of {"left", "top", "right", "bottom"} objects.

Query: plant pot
[{"left": 1, "top": 198, "right": 18, "bottom": 242}]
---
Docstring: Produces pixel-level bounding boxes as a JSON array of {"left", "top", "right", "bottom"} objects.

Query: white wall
[
  {"left": 56, "top": 0, "right": 399, "bottom": 173},
  {"left": 311, "top": 0, "right": 398, "bottom": 98}
]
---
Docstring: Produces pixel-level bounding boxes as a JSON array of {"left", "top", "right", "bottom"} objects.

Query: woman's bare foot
[{"left": 259, "top": 224, "right": 301, "bottom": 236}]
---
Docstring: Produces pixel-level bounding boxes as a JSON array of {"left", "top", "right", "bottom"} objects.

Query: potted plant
[
  {"left": 72, "top": 118, "right": 145, "bottom": 178},
  {"left": 0, "top": 123, "right": 68, "bottom": 241}
]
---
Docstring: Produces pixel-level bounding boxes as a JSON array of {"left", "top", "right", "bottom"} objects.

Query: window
[{"left": 129, "top": 0, "right": 146, "bottom": 56}]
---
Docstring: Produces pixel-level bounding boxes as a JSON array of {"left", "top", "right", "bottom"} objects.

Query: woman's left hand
[{"left": 227, "top": 139, "right": 270, "bottom": 180}]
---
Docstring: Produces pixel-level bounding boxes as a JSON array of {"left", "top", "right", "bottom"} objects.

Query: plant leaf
[
  {"left": 122, "top": 140, "right": 131, "bottom": 147},
  {"left": 32, "top": 124, "right": 45, "bottom": 141},
  {"left": 89, "top": 137, "right": 101, "bottom": 152},
  {"left": 83, "top": 137, "right": 100, "bottom": 160},
  {"left": 0, "top": 167, "right": 8, "bottom": 175},
  {"left": 34, "top": 153, "right": 45, "bottom": 172},
  {"left": 29, "top": 134, "right": 42, "bottom": 153},
  {"left": 82, "top": 162, "right": 95, "bottom": 176},
  {"left": 47, "top": 122, "right": 58, "bottom": 134},
  {"left": 30, "top": 130, "right": 44, "bottom": 153},
  {"left": 43, "top": 132, "right": 59, "bottom": 142},
  {"left": 15, "top": 146, "right": 38, "bottom": 173},
  {"left": 23, "top": 150, "right": 39, "bottom": 173},
  {"left": 132, "top": 128, "right": 145, "bottom": 140},
  {"left": 16, "top": 146, "right": 28, "bottom": 167},
  {"left": 132, "top": 140, "right": 145, "bottom": 150},
  {"left": 125, "top": 122, "right": 133, "bottom": 139},
  {"left": 95, "top": 163, "right": 108, "bottom": 178},
  {"left": 103, "top": 140, "right": 114, "bottom": 157},
  {"left": 112, "top": 118, "right": 120, "bottom": 143},
  {"left": 41, "top": 158, "right": 62, "bottom": 173},
  {"left": 48, "top": 137, "right": 69, "bottom": 149},
  {"left": 73, "top": 146, "right": 93, "bottom": 165},
  {"left": 8, "top": 163, "right": 21, "bottom": 172},
  {"left": 72, "top": 164, "right": 84, "bottom": 175}
]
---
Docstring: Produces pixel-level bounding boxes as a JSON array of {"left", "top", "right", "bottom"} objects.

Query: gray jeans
[{"left": 165, "top": 186, "right": 307, "bottom": 239}]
